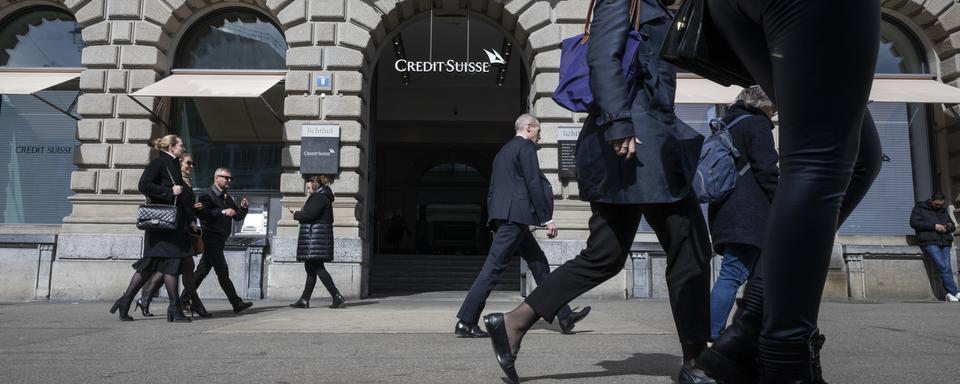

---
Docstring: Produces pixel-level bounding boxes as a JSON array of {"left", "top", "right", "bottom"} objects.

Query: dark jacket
[
  {"left": 138, "top": 152, "right": 193, "bottom": 258},
  {"left": 198, "top": 185, "right": 248, "bottom": 241},
  {"left": 486, "top": 136, "right": 553, "bottom": 226},
  {"left": 910, "top": 200, "right": 955, "bottom": 247},
  {"left": 295, "top": 186, "right": 335, "bottom": 262},
  {"left": 576, "top": 0, "right": 703, "bottom": 204},
  {"left": 707, "top": 102, "right": 780, "bottom": 254}
]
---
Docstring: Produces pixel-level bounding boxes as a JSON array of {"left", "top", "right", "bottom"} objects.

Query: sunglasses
[
  {"left": 217, "top": 175, "right": 233, "bottom": 181},
  {"left": 184, "top": 161, "right": 194, "bottom": 166}
]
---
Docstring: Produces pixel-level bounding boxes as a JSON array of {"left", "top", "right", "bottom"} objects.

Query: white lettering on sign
[
  {"left": 393, "top": 49, "right": 505, "bottom": 74},
  {"left": 557, "top": 127, "right": 582, "bottom": 141},
  {"left": 302, "top": 124, "right": 340, "bottom": 138}
]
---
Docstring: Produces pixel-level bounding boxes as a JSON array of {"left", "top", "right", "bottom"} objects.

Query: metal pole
[
  {"left": 125, "top": 95, "right": 171, "bottom": 130},
  {"left": 258, "top": 95, "right": 285, "bottom": 124},
  {"left": 30, "top": 94, "right": 80, "bottom": 121}
]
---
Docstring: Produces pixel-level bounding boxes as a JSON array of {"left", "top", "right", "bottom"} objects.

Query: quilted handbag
[
  {"left": 136, "top": 165, "right": 179, "bottom": 231},
  {"left": 552, "top": 0, "right": 645, "bottom": 113},
  {"left": 659, "top": 0, "right": 754, "bottom": 87}
]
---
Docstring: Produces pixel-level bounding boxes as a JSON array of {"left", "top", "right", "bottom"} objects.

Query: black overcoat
[{"left": 139, "top": 152, "right": 193, "bottom": 259}]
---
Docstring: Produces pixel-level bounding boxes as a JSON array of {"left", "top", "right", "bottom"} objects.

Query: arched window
[
  {"left": 171, "top": 9, "right": 286, "bottom": 191},
  {"left": 0, "top": 7, "right": 81, "bottom": 224},
  {"left": 840, "top": 16, "right": 932, "bottom": 235}
]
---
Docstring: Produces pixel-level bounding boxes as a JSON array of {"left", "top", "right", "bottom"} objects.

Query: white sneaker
[{"left": 947, "top": 293, "right": 960, "bottom": 302}]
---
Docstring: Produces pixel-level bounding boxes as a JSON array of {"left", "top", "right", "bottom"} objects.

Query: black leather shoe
[
  {"left": 233, "top": 301, "right": 253, "bottom": 313},
  {"left": 454, "top": 320, "right": 489, "bottom": 338},
  {"left": 483, "top": 313, "right": 519, "bottom": 384},
  {"left": 290, "top": 299, "right": 310, "bottom": 308},
  {"left": 135, "top": 298, "right": 154, "bottom": 317},
  {"left": 190, "top": 294, "right": 212, "bottom": 318},
  {"left": 329, "top": 293, "right": 345, "bottom": 309},
  {"left": 678, "top": 364, "right": 717, "bottom": 384},
  {"left": 558, "top": 306, "right": 591, "bottom": 334},
  {"left": 109, "top": 298, "right": 134, "bottom": 321}
]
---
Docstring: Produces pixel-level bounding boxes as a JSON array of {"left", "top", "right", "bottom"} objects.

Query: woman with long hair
[{"left": 288, "top": 175, "right": 344, "bottom": 309}]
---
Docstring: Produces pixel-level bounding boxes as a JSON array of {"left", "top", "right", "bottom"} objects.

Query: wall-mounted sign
[
  {"left": 315, "top": 73, "right": 333, "bottom": 92},
  {"left": 557, "top": 126, "right": 581, "bottom": 180},
  {"left": 301, "top": 124, "right": 340, "bottom": 175},
  {"left": 394, "top": 48, "right": 506, "bottom": 74}
]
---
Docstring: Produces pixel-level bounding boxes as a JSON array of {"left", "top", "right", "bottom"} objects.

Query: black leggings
[
  {"left": 301, "top": 260, "right": 340, "bottom": 300},
  {"left": 710, "top": 0, "right": 881, "bottom": 341}
]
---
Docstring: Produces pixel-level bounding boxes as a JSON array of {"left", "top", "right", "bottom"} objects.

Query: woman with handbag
[
  {"left": 288, "top": 175, "right": 344, "bottom": 309},
  {"left": 134, "top": 153, "right": 212, "bottom": 318},
  {"left": 109, "top": 135, "right": 194, "bottom": 323}
]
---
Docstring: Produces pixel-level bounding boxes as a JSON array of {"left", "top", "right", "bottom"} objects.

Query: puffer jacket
[
  {"left": 910, "top": 200, "right": 955, "bottom": 247},
  {"left": 295, "top": 186, "right": 334, "bottom": 261}
]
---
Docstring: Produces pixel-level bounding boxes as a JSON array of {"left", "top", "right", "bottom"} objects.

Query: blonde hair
[{"left": 152, "top": 134, "right": 181, "bottom": 151}]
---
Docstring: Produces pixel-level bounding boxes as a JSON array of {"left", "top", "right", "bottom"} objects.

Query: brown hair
[
  {"left": 152, "top": 134, "right": 181, "bottom": 151},
  {"left": 305, "top": 175, "right": 333, "bottom": 191}
]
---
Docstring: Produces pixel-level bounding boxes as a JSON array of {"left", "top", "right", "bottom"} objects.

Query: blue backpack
[{"left": 693, "top": 114, "right": 752, "bottom": 204}]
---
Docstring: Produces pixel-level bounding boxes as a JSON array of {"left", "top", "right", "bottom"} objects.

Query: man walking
[
  {"left": 189, "top": 168, "right": 253, "bottom": 313},
  {"left": 454, "top": 114, "right": 591, "bottom": 338},
  {"left": 910, "top": 192, "right": 960, "bottom": 302}
]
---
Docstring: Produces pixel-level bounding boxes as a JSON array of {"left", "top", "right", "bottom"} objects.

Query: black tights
[
  {"left": 142, "top": 258, "right": 199, "bottom": 304},
  {"left": 710, "top": 0, "right": 881, "bottom": 341},
  {"left": 122, "top": 271, "right": 180, "bottom": 309},
  {"left": 301, "top": 261, "right": 340, "bottom": 300}
]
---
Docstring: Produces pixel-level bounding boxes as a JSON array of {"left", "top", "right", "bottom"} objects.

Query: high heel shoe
[
  {"left": 190, "top": 293, "right": 212, "bottom": 318},
  {"left": 483, "top": 313, "right": 519, "bottom": 384},
  {"left": 109, "top": 298, "right": 134, "bottom": 321},
  {"left": 329, "top": 293, "right": 344, "bottom": 309},
  {"left": 166, "top": 300, "right": 192, "bottom": 323},
  {"left": 135, "top": 298, "right": 154, "bottom": 317}
]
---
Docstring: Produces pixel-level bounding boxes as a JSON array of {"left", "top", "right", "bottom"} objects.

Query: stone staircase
[{"left": 370, "top": 253, "right": 521, "bottom": 293}]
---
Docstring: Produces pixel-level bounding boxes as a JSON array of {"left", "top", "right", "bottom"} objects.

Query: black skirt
[
  {"left": 131, "top": 256, "right": 182, "bottom": 276},
  {"left": 142, "top": 228, "right": 193, "bottom": 259}
]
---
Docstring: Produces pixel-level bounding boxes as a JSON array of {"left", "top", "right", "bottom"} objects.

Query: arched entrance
[{"left": 368, "top": 10, "right": 530, "bottom": 293}]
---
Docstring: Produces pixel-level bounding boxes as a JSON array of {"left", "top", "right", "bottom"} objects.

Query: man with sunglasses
[{"left": 189, "top": 168, "right": 253, "bottom": 313}]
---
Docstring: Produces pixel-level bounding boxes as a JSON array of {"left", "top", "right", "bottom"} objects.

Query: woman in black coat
[
  {"left": 109, "top": 135, "right": 193, "bottom": 322},
  {"left": 288, "top": 175, "right": 344, "bottom": 309},
  {"left": 706, "top": 86, "right": 779, "bottom": 340}
]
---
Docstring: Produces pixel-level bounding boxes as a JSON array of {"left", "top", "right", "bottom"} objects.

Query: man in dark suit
[
  {"left": 455, "top": 114, "right": 591, "bottom": 338},
  {"left": 189, "top": 167, "right": 253, "bottom": 313},
  {"left": 482, "top": 1, "right": 715, "bottom": 383}
]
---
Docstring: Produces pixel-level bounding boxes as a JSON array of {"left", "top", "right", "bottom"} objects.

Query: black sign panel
[
  {"left": 557, "top": 126, "right": 580, "bottom": 180},
  {"left": 300, "top": 124, "right": 340, "bottom": 175}
]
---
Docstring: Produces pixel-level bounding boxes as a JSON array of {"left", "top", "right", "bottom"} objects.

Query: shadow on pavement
[{"left": 518, "top": 352, "right": 681, "bottom": 382}]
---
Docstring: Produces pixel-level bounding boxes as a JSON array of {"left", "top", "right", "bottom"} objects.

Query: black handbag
[
  {"left": 660, "top": 0, "right": 754, "bottom": 87},
  {"left": 136, "top": 165, "right": 179, "bottom": 231}
]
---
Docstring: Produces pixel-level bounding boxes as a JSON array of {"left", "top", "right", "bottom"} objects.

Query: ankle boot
[
  {"left": 135, "top": 296, "right": 154, "bottom": 317},
  {"left": 759, "top": 330, "right": 828, "bottom": 384},
  {"left": 166, "top": 299, "right": 192, "bottom": 323},
  {"left": 109, "top": 297, "right": 134, "bottom": 321},
  {"left": 329, "top": 293, "right": 344, "bottom": 308},
  {"left": 697, "top": 278, "right": 764, "bottom": 383},
  {"left": 290, "top": 298, "right": 310, "bottom": 308},
  {"left": 190, "top": 293, "right": 212, "bottom": 317}
]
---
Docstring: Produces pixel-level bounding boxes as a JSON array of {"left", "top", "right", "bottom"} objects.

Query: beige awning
[
  {"left": 869, "top": 78, "right": 960, "bottom": 103},
  {"left": 0, "top": 70, "right": 82, "bottom": 95},
  {"left": 130, "top": 73, "right": 285, "bottom": 98},
  {"left": 674, "top": 78, "right": 743, "bottom": 104}
]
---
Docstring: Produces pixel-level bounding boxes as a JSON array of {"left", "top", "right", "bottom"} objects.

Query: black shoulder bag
[
  {"left": 136, "top": 165, "right": 179, "bottom": 231},
  {"left": 660, "top": 0, "right": 755, "bottom": 87}
]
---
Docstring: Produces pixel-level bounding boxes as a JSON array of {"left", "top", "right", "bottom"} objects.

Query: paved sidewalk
[{"left": 0, "top": 292, "right": 958, "bottom": 383}]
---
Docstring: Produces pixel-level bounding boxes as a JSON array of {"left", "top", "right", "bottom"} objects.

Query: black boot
[
  {"left": 329, "top": 293, "right": 344, "bottom": 308},
  {"left": 166, "top": 299, "right": 192, "bottom": 323},
  {"left": 190, "top": 293, "right": 212, "bottom": 317},
  {"left": 109, "top": 297, "right": 134, "bottom": 321},
  {"left": 759, "top": 330, "right": 828, "bottom": 384},
  {"left": 697, "top": 278, "right": 764, "bottom": 383},
  {"left": 135, "top": 297, "right": 154, "bottom": 317},
  {"left": 290, "top": 298, "right": 310, "bottom": 308}
]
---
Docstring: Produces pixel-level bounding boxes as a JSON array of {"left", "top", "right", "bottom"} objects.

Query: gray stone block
[
  {"left": 286, "top": 22, "right": 312, "bottom": 46},
  {"left": 533, "top": 72, "right": 558, "bottom": 96},
  {"left": 339, "top": 22, "right": 371, "bottom": 50},
  {"left": 529, "top": 24, "right": 561, "bottom": 52},
  {"left": 107, "top": 70, "right": 128, "bottom": 92},
  {"left": 49, "top": 260, "right": 137, "bottom": 300},
  {"left": 916, "top": 0, "right": 953, "bottom": 26},
  {"left": 77, "top": 120, "right": 103, "bottom": 142},
  {"left": 517, "top": 1, "right": 552, "bottom": 33},
  {"left": 282, "top": 145, "right": 301, "bottom": 167},
  {"left": 336, "top": 71, "right": 363, "bottom": 94},
  {"left": 287, "top": 46, "right": 324, "bottom": 69},
  {"left": 267, "top": 0, "right": 295, "bottom": 12},
  {"left": 121, "top": 169, "right": 143, "bottom": 193},
  {"left": 533, "top": 48, "right": 561, "bottom": 73},
  {"left": 937, "top": 33, "right": 960, "bottom": 58},
  {"left": 111, "top": 21, "right": 133, "bottom": 44},
  {"left": 102, "top": 119, "right": 124, "bottom": 141},
  {"left": 322, "top": 95, "right": 361, "bottom": 118},
  {"left": 57, "top": 234, "right": 144, "bottom": 260},
  {"left": 99, "top": 169, "right": 120, "bottom": 193},
  {"left": 134, "top": 22, "right": 168, "bottom": 47},
  {"left": 107, "top": 0, "right": 142, "bottom": 19},
  {"left": 71, "top": 170, "right": 98, "bottom": 192},
  {"left": 283, "top": 120, "right": 305, "bottom": 142},
  {"left": 74, "top": 0, "right": 107, "bottom": 26},
  {"left": 113, "top": 144, "right": 151, "bottom": 166},
  {"left": 81, "top": 21, "right": 110, "bottom": 45},
  {"left": 285, "top": 71, "right": 312, "bottom": 93},
  {"left": 331, "top": 171, "right": 360, "bottom": 194},
  {"left": 82, "top": 46, "right": 119, "bottom": 68},
  {"left": 324, "top": 46, "right": 364, "bottom": 70},
  {"left": 535, "top": 97, "right": 570, "bottom": 121},
  {"left": 555, "top": 0, "right": 589, "bottom": 23},
  {"left": 78, "top": 93, "right": 116, "bottom": 116},
  {"left": 116, "top": 95, "right": 154, "bottom": 117},
  {"left": 80, "top": 69, "right": 107, "bottom": 91},
  {"left": 143, "top": 0, "right": 174, "bottom": 26},
  {"left": 315, "top": 23, "right": 336, "bottom": 45},
  {"left": 75, "top": 144, "right": 111, "bottom": 166},
  {"left": 538, "top": 147, "right": 558, "bottom": 171},
  {"left": 0, "top": 248, "right": 42, "bottom": 302},
  {"left": 340, "top": 145, "right": 360, "bottom": 168},
  {"left": 121, "top": 45, "right": 165, "bottom": 69},
  {"left": 350, "top": 2, "right": 383, "bottom": 30},
  {"left": 281, "top": 172, "right": 305, "bottom": 193},
  {"left": 284, "top": 95, "right": 321, "bottom": 117},
  {"left": 278, "top": 0, "right": 308, "bottom": 28},
  {"left": 127, "top": 69, "right": 158, "bottom": 91},
  {"left": 309, "top": 0, "right": 346, "bottom": 20},
  {"left": 340, "top": 120, "right": 361, "bottom": 143},
  {"left": 125, "top": 119, "right": 153, "bottom": 142},
  {"left": 927, "top": 6, "right": 960, "bottom": 41}
]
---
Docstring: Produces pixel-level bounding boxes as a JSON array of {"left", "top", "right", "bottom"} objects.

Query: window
[{"left": 0, "top": 8, "right": 82, "bottom": 67}]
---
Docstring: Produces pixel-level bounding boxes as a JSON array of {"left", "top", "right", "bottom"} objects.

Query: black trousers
[
  {"left": 525, "top": 194, "right": 712, "bottom": 357},
  {"left": 711, "top": 0, "right": 881, "bottom": 341},
  {"left": 457, "top": 221, "right": 573, "bottom": 325},
  {"left": 301, "top": 260, "right": 340, "bottom": 300},
  {"left": 193, "top": 235, "right": 243, "bottom": 305}
]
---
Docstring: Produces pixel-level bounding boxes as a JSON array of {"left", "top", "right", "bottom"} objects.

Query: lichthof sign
[
  {"left": 393, "top": 48, "right": 506, "bottom": 74},
  {"left": 557, "top": 126, "right": 581, "bottom": 180},
  {"left": 301, "top": 124, "right": 340, "bottom": 175}
]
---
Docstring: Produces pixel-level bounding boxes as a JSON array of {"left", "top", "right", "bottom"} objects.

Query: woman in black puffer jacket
[{"left": 289, "top": 175, "right": 344, "bottom": 309}]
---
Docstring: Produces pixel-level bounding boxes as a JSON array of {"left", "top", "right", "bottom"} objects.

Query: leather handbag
[
  {"left": 191, "top": 232, "right": 205, "bottom": 254},
  {"left": 136, "top": 165, "right": 179, "bottom": 231},
  {"left": 659, "top": 0, "right": 755, "bottom": 87},
  {"left": 552, "top": 0, "right": 645, "bottom": 113}
]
